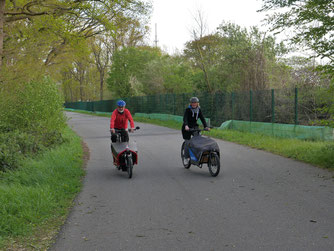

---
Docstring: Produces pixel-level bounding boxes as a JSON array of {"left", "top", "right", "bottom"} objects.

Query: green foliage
[
  {"left": 0, "top": 78, "right": 66, "bottom": 136},
  {"left": 2, "top": 0, "right": 152, "bottom": 99},
  {"left": 107, "top": 46, "right": 162, "bottom": 96},
  {"left": 259, "top": 0, "right": 334, "bottom": 75},
  {"left": 184, "top": 22, "right": 290, "bottom": 92},
  {"left": 149, "top": 55, "right": 195, "bottom": 94},
  {"left": 0, "top": 78, "right": 66, "bottom": 171},
  {"left": 0, "top": 127, "right": 84, "bottom": 249},
  {"left": 315, "top": 83, "right": 334, "bottom": 127},
  {"left": 0, "top": 131, "right": 45, "bottom": 171},
  {"left": 207, "top": 128, "right": 334, "bottom": 168},
  {"left": 0, "top": 132, "right": 22, "bottom": 172}
]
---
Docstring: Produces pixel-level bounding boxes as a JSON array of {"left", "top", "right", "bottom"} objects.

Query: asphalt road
[{"left": 50, "top": 112, "right": 334, "bottom": 251}]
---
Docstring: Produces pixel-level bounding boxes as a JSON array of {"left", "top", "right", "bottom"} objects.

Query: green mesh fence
[
  {"left": 64, "top": 87, "right": 333, "bottom": 141},
  {"left": 219, "top": 120, "right": 334, "bottom": 141}
]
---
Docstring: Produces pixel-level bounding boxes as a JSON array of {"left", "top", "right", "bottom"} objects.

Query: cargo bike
[
  {"left": 181, "top": 128, "right": 221, "bottom": 177},
  {"left": 110, "top": 127, "right": 140, "bottom": 178}
]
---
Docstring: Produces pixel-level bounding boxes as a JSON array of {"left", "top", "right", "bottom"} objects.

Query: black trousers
[
  {"left": 111, "top": 129, "right": 129, "bottom": 142},
  {"left": 181, "top": 124, "right": 198, "bottom": 140}
]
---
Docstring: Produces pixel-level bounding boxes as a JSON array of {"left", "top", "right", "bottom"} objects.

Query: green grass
[
  {"left": 0, "top": 127, "right": 85, "bottom": 250},
  {"left": 207, "top": 128, "right": 334, "bottom": 169}
]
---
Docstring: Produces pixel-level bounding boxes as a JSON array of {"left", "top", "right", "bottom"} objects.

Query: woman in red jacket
[{"left": 110, "top": 100, "right": 135, "bottom": 142}]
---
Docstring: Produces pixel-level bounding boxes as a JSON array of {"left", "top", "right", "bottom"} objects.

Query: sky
[{"left": 147, "top": 0, "right": 268, "bottom": 53}]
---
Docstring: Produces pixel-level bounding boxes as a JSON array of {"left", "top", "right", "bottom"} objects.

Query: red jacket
[{"left": 110, "top": 108, "right": 135, "bottom": 129}]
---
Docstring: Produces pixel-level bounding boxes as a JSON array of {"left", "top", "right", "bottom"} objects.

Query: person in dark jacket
[{"left": 182, "top": 97, "right": 210, "bottom": 140}]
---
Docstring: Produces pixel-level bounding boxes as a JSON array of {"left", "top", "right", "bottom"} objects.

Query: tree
[
  {"left": 216, "top": 22, "right": 287, "bottom": 91},
  {"left": 259, "top": 0, "right": 334, "bottom": 75},
  {"left": 259, "top": 0, "right": 333, "bottom": 127},
  {"left": 160, "top": 55, "right": 194, "bottom": 93},
  {"left": 0, "top": 0, "right": 4, "bottom": 68},
  {"left": 184, "top": 22, "right": 287, "bottom": 92},
  {"left": 91, "top": 37, "right": 112, "bottom": 100},
  {"left": 107, "top": 46, "right": 161, "bottom": 97},
  {"left": 184, "top": 34, "right": 223, "bottom": 92},
  {"left": 140, "top": 55, "right": 194, "bottom": 94},
  {"left": 0, "top": 0, "right": 152, "bottom": 72},
  {"left": 188, "top": 9, "right": 212, "bottom": 92}
]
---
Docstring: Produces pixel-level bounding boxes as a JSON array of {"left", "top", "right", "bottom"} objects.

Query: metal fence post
[
  {"left": 232, "top": 92, "right": 235, "bottom": 120},
  {"left": 271, "top": 89, "right": 275, "bottom": 123},
  {"left": 250, "top": 90, "right": 253, "bottom": 122},
  {"left": 295, "top": 87, "right": 298, "bottom": 125},
  {"left": 173, "top": 94, "right": 176, "bottom": 115},
  {"left": 140, "top": 96, "right": 143, "bottom": 113}
]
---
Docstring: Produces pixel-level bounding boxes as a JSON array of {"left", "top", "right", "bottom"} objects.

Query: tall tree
[
  {"left": 259, "top": 0, "right": 334, "bottom": 75},
  {"left": 0, "top": 0, "right": 4, "bottom": 68},
  {"left": 107, "top": 46, "right": 161, "bottom": 97},
  {"left": 188, "top": 10, "right": 212, "bottom": 92},
  {"left": 184, "top": 34, "right": 223, "bottom": 92},
  {"left": 184, "top": 22, "right": 287, "bottom": 92},
  {"left": 0, "top": 0, "right": 151, "bottom": 72},
  {"left": 91, "top": 37, "right": 112, "bottom": 100}
]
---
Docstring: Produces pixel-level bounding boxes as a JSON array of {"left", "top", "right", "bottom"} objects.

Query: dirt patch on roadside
[{"left": 81, "top": 140, "right": 90, "bottom": 168}]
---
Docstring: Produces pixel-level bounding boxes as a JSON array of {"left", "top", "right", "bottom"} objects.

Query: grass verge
[
  {"left": 0, "top": 126, "right": 85, "bottom": 250},
  {"left": 65, "top": 110, "right": 334, "bottom": 169}
]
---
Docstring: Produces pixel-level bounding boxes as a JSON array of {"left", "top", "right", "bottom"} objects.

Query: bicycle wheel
[
  {"left": 126, "top": 156, "right": 133, "bottom": 179},
  {"left": 208, "top": 153, "right": 220, "bottom": 177},
  {"left": 181, "top": 141, "right": 191, "bottom": 169}
]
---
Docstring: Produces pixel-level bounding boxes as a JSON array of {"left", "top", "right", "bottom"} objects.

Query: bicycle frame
[
  {"left": 110, "top": 127, "right": 139, "bottom": 168},
  {"left": 181, "top": 127, "right": 221, "bottom": 176},
  {"left": 112, "top": 146, "right": 138, "bottom": 167}
]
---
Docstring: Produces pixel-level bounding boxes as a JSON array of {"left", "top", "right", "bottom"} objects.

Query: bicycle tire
[
  {"left": 181, "top": 141, "right": 191, "bottom": 169},
  {"left": 208, "top": 153, "right": 220, "bottom": 177}
]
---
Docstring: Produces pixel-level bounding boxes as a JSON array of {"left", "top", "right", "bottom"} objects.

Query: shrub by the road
[{"left": 0, "top": 78, "right": 66, "bottom": 171}]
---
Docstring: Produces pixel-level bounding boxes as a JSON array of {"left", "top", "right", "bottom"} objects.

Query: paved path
[{"left": 50, "top": 112, "right": 334, "bottom": 250}]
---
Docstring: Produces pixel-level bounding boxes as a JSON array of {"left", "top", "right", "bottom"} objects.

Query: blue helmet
[{"left": 117, "top": 100, "right": 126, "bottom": 107}]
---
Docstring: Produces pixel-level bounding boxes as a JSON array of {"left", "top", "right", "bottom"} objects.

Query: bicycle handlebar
[
  {"left": 111, "top": 126, "right": 140, "bottom": 133},
  {"left": 188, "top": 127, "right": 212, "bottom": 132}
]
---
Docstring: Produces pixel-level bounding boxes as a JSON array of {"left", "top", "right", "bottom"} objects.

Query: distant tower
[{"left": 154, "top": 23, "right": 159, "bottom": 47}]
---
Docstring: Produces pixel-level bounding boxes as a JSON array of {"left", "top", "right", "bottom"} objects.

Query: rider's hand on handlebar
[
  {"left": 130, "top": 128, "right": 134, "bottom": 133},
  {"left": 205, "top": 127, "right": 210, "bottom": 131},
  {"left": 110, "top": 129, "right": 115, "bottom": 134},
  {"left": 185, "top": 125, "right": 190, "bottom": 131}
]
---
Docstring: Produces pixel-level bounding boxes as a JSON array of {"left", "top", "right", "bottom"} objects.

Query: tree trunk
[
  {"left": 0, "top": 0, "right": 5, "bottom": 70},
  {"left": 195, "top": 42, "right": 212, "bottom": 93},
  {"left": 99, "top": 71, "right": 104, "bottom": 101}
]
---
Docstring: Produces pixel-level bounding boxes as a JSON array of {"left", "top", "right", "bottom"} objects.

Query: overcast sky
[{"left": 147, "top": 0, "right": 268, "bottom": 53}]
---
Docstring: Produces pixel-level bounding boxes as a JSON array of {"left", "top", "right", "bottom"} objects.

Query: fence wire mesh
[{"left": 65, "top": 87, "right": 332, "bottom": 127}]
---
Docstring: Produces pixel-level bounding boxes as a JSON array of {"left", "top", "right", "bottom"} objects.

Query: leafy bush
[
  {"left": 0, "top": 77, "right": 66, "bottom": 138},
  {"left": 0, "top": 131, "right": 45, "bottom": 171},
  {"left": 0, "top": 78, "right": 66, "bottom": 171},
  {"left": 0, "top": 141, "right": 21, "bottom": 172},
  {"left": 315, "top": 143, "right": 334, "bottom": 169},
  {"left": 316, "top": 84, "right": 334, "bottom": 128}
]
